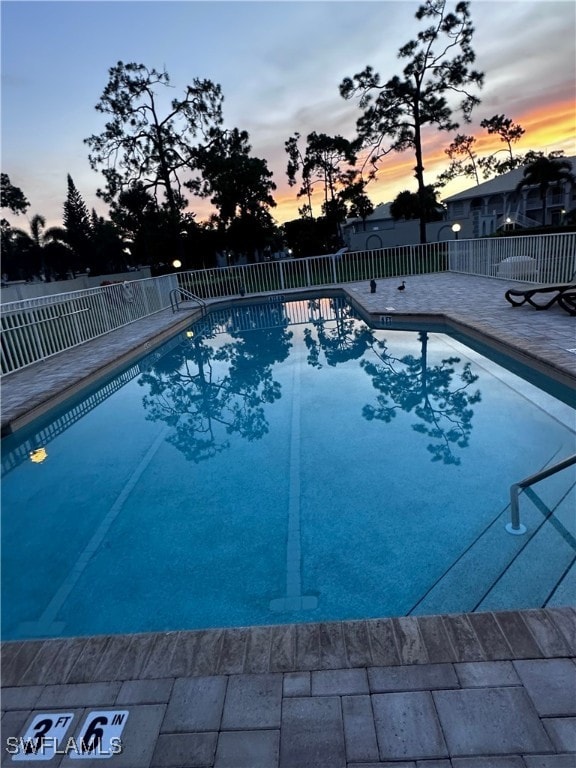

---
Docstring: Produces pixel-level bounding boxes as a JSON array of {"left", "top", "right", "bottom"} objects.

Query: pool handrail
[
  {"left": 507, "top": 453, "right": 576, "bottom": 534},
  {"left": 169, "top": 288, "right": 207, "bottom": 315}
]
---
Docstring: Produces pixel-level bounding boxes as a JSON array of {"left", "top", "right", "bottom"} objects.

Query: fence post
[{"left": 331, "top": 256, "right": 338, "bottom": 284}]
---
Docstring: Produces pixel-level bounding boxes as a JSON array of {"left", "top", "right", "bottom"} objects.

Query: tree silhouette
[
  {"left": 90, "top": 209, "right": 127, "bottom": 274},
  {"left": 191, "top": 128, "right": 278, "bottom": 262},
  {"left": 0, "top": 174, "right": 29, "bottom": 215},
  {"left": 63, "top": 175, "right": 94, "bottom": 269},
  {"left": 1, "top": 175, "right": 32, "bottom": 279},
  {"left": 362, "top": 332, "right": 482, "bottom": 465},
  {"left": 285, "top": 133, "right": 315, "bottom": 218},
  {"left": 436, "top": 133, "right": 481, "bottom": 186},
  {"left": 138, "top": 315, "right": 292, "bottom": 463},
  {"left": 436, "top": 114, "right": 526, "bottom": 188},
  {"left": 478, "top": 114, "right": 526, "bottom": 176},
  {"left": 340, "top": 0, "right": 483, "bottom": 244},
  {"left": 8, "top": 213, "right": 71, "bottom": 279},
  {"left": 338, "top": 174, "right": 374, "bottom": 231},
  {"left": 85, "top": 61, "right": 223, "bottom": 260},
  {"left": 285, "top": 131, "right": 359, "bottom": 241},
  {"left": 390, "top": 186, "right": 444, "bottom": 222}
]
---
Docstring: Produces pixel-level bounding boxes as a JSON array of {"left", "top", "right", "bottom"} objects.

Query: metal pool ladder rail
[
  {"left": 170, "top": 288, "right": 207, "bottom": 315},
  {"left": 507, "top": 453, "right": 576, "bottom": 534}
]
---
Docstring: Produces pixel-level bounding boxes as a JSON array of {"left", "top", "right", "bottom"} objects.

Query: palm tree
[
  {"left": 12, "top": 214, "right": 71, "bottom": 278},
  {"left": 516, "top": 154, "right": 576, "bottom": 226}
]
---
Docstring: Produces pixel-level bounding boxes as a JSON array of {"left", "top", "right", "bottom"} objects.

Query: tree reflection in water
[
  {"left": 302, "top": 303, "right": 481, "bottom": 464},
  {"left": 138, "top": 305, "right": 293, "bottom": 462},
  {"left": 139, "top": 297, "right": 482, "bottom": 466},
  {"left": 362, "top": 331, "right": 482, "bottom": 465},
  {"left": 303, "top": 298, "right": 375, "bottom": 367}
]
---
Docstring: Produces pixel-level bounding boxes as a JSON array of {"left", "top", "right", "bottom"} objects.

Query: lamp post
[
  {"left": 172, "top": 259, "right": 182, "bottom": 270},
  {"left": 451, "top": 223, "right": 461, "bottom": 240}
]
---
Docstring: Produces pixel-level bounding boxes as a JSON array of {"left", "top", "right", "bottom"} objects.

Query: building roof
[
  {"left": 343, "top": 202, "right": 392, "bottom": 227},
  {"left": 365, "top": 202, "right": 393, "bottom": 220},
  {"left": 442, "top": 155, "right": 576, "bottom": 203}
]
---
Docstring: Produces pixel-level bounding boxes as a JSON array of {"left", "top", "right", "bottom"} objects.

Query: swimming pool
[{"left": 2, "top": 296, "right": 575, "bottom": 640}]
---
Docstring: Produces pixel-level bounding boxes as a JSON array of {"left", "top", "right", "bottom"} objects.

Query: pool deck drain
[{"left": 1, "top": 274, "right": 575, "bottom": 765}]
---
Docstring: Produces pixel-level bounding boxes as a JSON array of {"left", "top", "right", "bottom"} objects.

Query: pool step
[
  {"left": 476, "top": 481, "right": 576, "bottom": 611},
  {"left": 410, "top": 468, "right": 576, "bottom": 616}
]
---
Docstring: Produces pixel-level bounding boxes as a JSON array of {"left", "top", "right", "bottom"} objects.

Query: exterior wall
[
  {"left": 344, "top": 219, "right": 453, "bottom": 250},
  {"left": 0, "top": 268, "right": 152, "bottom": 304}
]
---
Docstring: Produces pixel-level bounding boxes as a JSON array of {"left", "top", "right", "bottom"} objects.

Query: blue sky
[{"left": 2, "top": 0, "right": 575, "bottom": 229}]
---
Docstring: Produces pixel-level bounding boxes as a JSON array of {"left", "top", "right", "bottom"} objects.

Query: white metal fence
[
  {"left": 449, "top": 232, "right": 576, "bottom": 283},
  {"left": 1, "top": 274, "right": 178, "bottom": 375},
  {"left": 2, "top": 233, "right": 574, "bottom": 376},
  {"left": 177, "top": 241, "right": 448, "bottom": 298}
]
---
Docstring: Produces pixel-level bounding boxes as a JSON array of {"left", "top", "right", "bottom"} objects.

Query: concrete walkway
[{"left": 1, "top": 274, "right": 575, "bottom": 766}]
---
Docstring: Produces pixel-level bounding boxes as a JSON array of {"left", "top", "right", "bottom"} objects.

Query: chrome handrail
[
  {"left": 507, "top": 453, "right": 576, "bottom": 534},
  {"left": 169, "top": 288, "right": 207, "bottom": 315}
]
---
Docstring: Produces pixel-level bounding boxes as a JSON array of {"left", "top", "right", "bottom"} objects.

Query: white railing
[
  {"left": 449, "top": 232, "right": 576, "bottom": 283},
  {"left": 1, "top": 274, "right": 178, "bottom": 375},
  {"left": 177, "top": 242, "right": 448, "bottom": 299},
  {"left": 1, "top": 233, "right": 574, "bottom": 376}
]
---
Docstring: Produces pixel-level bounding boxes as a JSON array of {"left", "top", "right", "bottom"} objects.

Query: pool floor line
[
  {"left": 16, "top": 426, "right": 168, "bottom": 638},
  {"left": 545, "top": 554, "right": 576, "bottom": 606},
  {"left": 269, "top": 357, "right": 318, "bottom": 613},
  {"left": 286, "top": 359, "right": 302, "bottom": 599}
]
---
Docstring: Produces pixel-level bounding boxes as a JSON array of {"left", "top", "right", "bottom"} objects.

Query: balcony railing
[{"left": 1, "top": 233, "right": 575, "bottom": 376}]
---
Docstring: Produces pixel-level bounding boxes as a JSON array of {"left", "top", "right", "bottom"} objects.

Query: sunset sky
[{"left": 1, "top": 0, "right": 575, "bottom": 230}]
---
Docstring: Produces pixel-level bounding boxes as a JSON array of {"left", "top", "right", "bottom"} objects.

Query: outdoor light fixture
[
  {"left": 29, "top": 448, "right": 47, "bottom": 464},
  {"left": 451, "top": 223, "right": 461, "bottom": 240},
  {"left": 172, "top": 259, "right": 182, "bottom": 269}
]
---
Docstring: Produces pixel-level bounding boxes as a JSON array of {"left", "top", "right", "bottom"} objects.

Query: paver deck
[{"left": 1, "top": 274, "right": 575, "bottom": 765}]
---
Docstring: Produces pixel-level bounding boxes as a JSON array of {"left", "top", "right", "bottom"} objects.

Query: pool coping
[{"left": 2, "top": 608, "right": 575, "bottom": 688}]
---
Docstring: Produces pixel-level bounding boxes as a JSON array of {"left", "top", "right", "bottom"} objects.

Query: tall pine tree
[
  {"left": 340, "top": 0, "right": 484, "bottom": 243},
  {"left": 63, "top": 174, "right": 93, "bottom": 270}
]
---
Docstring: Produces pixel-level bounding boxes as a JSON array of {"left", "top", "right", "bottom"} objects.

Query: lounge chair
[
  {"left": 557, "top": 288, "right": 576, "bottom": 316},
  {"left": 504, "top": 282, "right": 576, "bottom": 316}
]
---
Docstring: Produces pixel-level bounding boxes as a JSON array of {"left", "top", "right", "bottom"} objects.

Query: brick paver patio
[{"left": 1, "top": 274, "right": 575, "bottom": 765}]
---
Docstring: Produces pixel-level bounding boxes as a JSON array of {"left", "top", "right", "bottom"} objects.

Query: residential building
[{"left": 442, "top": 156, "right": 576, "bottom": 239}]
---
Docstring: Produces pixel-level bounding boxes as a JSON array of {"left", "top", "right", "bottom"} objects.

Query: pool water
[{"left": 2, "top": 297, "right": 575, "bottom": 640}]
